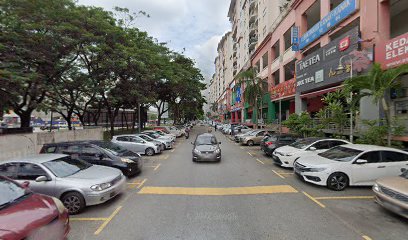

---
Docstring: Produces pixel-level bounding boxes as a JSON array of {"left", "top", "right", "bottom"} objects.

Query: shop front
[{"left": 271, "top": 78, "right": 296, "bottom": 122}]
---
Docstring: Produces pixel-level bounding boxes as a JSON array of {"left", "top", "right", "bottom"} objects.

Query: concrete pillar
[
  {"left": 320, "top": 0, "right": 331, "bottom": 46},
  {"left": 295, "top": 92, "right": 307, "bottom": 114}
]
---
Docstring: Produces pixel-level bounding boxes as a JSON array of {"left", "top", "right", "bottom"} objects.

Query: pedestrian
[
  {"left": 214, "top": 124, "right": 217, "bottom": 132},
  {"left": 185, "top": 126, "right": 190, "bottom": 139}
]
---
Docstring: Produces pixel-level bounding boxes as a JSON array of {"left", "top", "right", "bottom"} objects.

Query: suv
[{"left": 40, "top": 141, "right": 142, "bottom": 177}]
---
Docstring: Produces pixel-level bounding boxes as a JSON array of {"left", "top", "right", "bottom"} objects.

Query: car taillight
[{"left": 265, "top": 142, "right": 273, "bottom": 146}]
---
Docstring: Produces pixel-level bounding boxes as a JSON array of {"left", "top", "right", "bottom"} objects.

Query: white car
[
  {"left": 273, "top": 138, "right": 350, "bottom": 168},
  {"left": 294, "top": 144, "right": 408, "bottom": 191},
  {"left": 112, "top": 135, "right": 161, "bottom": 156}
]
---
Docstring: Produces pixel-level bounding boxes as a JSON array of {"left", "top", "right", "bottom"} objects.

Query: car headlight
[
  {"left": 215, "top": 149, "right": 221, "bottom": 154},
  {"left": 285, "top": 153, "right": 294, "bottom": 156},
  {"left": 194, "top": 149, "right": 201, "bottom": 154},
  {"left": 121, "top": 158, "right": 134, "bottom": 163},
  {"left": 306, "top": 168, "right": 326, "bottom": 172},
  {"left": 91, "top": 182, "right": 112, "bottom": 191},
  {"left": 373, "top": 183, "right": 381, "bottom": 192},
  {"left": 52, "top": 197, "right": 67, "bottom": 214}
]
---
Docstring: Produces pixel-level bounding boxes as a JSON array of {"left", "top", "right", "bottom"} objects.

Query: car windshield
[
  {"left": 43, "top": 156, "right": 92, "bottom": 178},
  {"left": 290, "top": 139, "right": 318, "bottom": 149},
  {"left": 195, "top": 135, "right": 218, "bottom": 145},
  {"left": 0, "top": 179, "right": 30, "bottom": 209},
  {"left": 400, "top": 169, "right": 408, "bottom": 179},
  {"left": 93, "top": 142, "right": 128, "bottom": 155},
  {"left": 318, "top": 146, "right": 363, "bottom": 162}
]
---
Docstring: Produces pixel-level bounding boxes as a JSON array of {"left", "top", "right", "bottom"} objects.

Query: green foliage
[
  {"left": 356, "top": 118, "right": 406, "bottom": 147},
  {"left": 283, "top": 112, "right": 322, "bottom": 138},
  {"left": 317, "top": 90, "right": 349, "bottom": 133}
]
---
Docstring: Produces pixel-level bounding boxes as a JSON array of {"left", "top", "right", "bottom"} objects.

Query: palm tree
[
  {"left": 237, "top": 68, "right": 269, "bottom": 129},
  {"left": 210, "top": 102, "right": 218, "bottom": 113},
  {"left": 344, "top": 63, "right": 408, "bottom": 146}
]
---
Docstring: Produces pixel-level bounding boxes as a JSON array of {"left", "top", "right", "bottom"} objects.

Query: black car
[
  {"left": 260, "top": 134, "right": 297, "bottom": 156},
  {"left": 40, "top": 141, "right": 142, "bottom": 177}
]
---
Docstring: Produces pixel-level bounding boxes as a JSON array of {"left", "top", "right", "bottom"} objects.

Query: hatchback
[
  {"left": 0, "top": 154, "right": 126, "bottom": 214},
  {"left": 112, "top": 135, "right": 161, "bottom": 156},
  {"left": 192, "top": 133, "right": 221, "bottom": 162}
]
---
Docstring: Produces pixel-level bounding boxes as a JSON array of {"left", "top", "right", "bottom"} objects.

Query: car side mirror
[
  {"left": 355, "top": 159, "right": 368, "bottom": 164},
  {"left": 401, "top": 168, "right": 407, "bottom": 173},
  {"left": 35, "top": 176, "right": 48, "bottom": 182},
  {"left": 309, "top": 147, "right": 316, "bottom": 151},
  {"left": 22, "top": 181, "right": 30, "bottom": 188}
]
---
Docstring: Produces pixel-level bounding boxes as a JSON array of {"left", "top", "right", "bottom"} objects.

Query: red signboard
[
  {"left": 270, "top": 78, "right": 296, "bottom": 100},
  {"left": 376, "top": 32, "right": 408, "bottom": 69}
]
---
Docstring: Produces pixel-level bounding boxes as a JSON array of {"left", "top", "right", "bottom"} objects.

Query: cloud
[{"left": 77, "top": 0, "right": 230, "bottom": 81}]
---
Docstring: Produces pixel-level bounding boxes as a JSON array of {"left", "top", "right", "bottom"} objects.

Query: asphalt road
[{"left": 69, "top": 126, "right": 407, "bottom": 240}]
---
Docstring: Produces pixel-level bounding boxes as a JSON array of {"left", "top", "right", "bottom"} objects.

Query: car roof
[
  {"left": 197, "top": 133, "right": 215, "bottom": 137},
  {"left": 340, "top": 144, "right": 407, "bottom": 152},
  {"left": 3, "top": 154, "right": 68, "bottom": 164},
  {"left": 43, "top": 140, "right": 103, "bottom": 146}
]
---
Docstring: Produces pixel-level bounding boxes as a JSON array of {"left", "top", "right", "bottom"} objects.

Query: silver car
[
  {"left": 134, "top": 134, "right": 168, "bottom": 151},
  {"left": 192, "top": 133, "right": 221, "bottom": 162},
  {"left": 112, "top": 135, "right": 161, "bottom": 156},
  {"left": 0, "top": 154, "right": 126, "bottom": 214}
]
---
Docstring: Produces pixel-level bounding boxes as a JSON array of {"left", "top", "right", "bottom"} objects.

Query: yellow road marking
[
  {"left": 256, "top": 159, "right": 265, "bottom": 165},
  {"left": 154, "top": 163, "right": 161, "bottom": 171},
  {"left": 314, "top": 196, "right": 374, "bottom": 200},
  {"left": 362, "top": 235, "right": 373, "bottom": 240},
  {"left": 137, "top": 178, "right": 147, "bottom": 189},
  {"left": 272, "top": 170, "right": 285, "bottom": 179},
  {"left": 94, "top": 206, "right": 122, "bottom": 235},
  {"left": 303, "top": 191, "right": 326, "bottom": 208},
  {"left": 70, "top": 217, "right": 108, "bottom": 221},
  {"left": 138, "top": 185, "right": 298, "bottom": 196}
]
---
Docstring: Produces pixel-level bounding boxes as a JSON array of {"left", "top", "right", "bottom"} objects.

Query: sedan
[
  {"left": 0, "top": 154, "right": 126, "bottom": 214},
  {"left": 294, "top": 144, "right": 408, "bottom": 191},
  {"left": 273, "top": 138, "right": 350, "bottom": 168},
  {"left": 261, "top": 134, "right": 297, "bottom": 156},
  {"left": 136, "top": 133, "right": 173, "bottom": 150},
  {"left": 192, "top": 133, "right": 221, "bottom": 162},
  {"left": 0, "top": 176, "right": 70, "bottom": 240},
  {"left": 112, "top": 135, "right": 161, "bottom": 156},
  {"left": 240, "top": 129, "right": 275, "bottom": 146}
]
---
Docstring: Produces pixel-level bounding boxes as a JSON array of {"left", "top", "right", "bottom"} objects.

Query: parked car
[
  {"left": 112, "top": 135, "right": 161, "bottom": 156},
  {"left": 0, "top": 154, "right": 126, "bottom": 214},
  {"left": 153, "top": 126, "right": 170, "bottom": 134},
  {"left": 136, "top": 133, "right": 173, "bottom": 150},
  {"left": 273, "top": 138, "right": 350, "bottom": 168},
  {"left": 40, "top": 141, "right": 142, "bottom": 177},
  {"left": 240, "top": 129, "right": 275, "bottom": 146},
  {"left": 156, "top": 126, "right": 184, "bottom": 137},
  {"left": 373, "top": 168, "right": 408, "bottom": 218},
  {"left": 261, "top": 134, "right": 298, "bottom": 156},
  {"left": 147, "top": 130, "right": 176, "bottom": 142},
  {"left": 294, "top": 144, "right": 408, "bottom": 191},
  {"left": 0, "top": 176, "right": 70, "bottom": 240},
  {"left": 234, "top": 130, "right": 257, "bottom": 142},
  {"left": 135, "top": 134, "right": 165, "bottom": 151},
  {"left": 142, "top": 131, "right": 175, "bottom": 145},
  {"left": 228, "top": 125, "right": 251, "bottom": 135},
  {"left": 192, "top": 133, "right": 221, "bottom": 162}
]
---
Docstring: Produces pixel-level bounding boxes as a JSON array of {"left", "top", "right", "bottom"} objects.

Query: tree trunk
[
  {"left": 157, "top": 113, "right": 162, "bottom": 126},
  {"left": 18, "top": 110, "right": 33, "bottom": 128}
]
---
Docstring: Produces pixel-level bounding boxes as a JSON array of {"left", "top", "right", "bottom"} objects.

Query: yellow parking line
[
  {"left": 303, "top": 191, "right": 326, "bottom": 208},
  {"left": 256, "top": 159, "right": 265, "bottom": 165},
  {"left": 362, "top": 235, "right": 373, "bottom": 240},
  {"left": 70, "top": 218, "right": 108, "bottom": 221},
  {"left": 272, "top": 170, "right": 285, "bottom": 179},
  {"left": 314, "top": 196, "right": 374, "bottom": 200},
  {"left": 139, "top": 185, "right": 298, "bottom": 196},
  {"left": 154, "top": 163, "right": 161, "bottom": 171},
  {"left": 137, "top": 178, "right": 147, "bottom": 189},
  {"left": 94, "top": 206, "right": 122, "bottom": 235}
]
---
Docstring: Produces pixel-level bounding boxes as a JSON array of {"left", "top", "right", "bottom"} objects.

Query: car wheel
[
  {"left": 327, "top": 172, "right": 349, "bottom": 191},
  {"left": 247, "top": 140, "right": 254, "bottom": 146},
  {"left": 61, "top": 192, "right": 85, "bottom": 215},
  {"left": 145, "top": 148, "right": 155, "bottom": 156}
]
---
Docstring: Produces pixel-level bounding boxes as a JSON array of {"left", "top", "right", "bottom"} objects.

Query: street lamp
[{"left": 337, "top": 55, "right": 354, "bottom": 143}]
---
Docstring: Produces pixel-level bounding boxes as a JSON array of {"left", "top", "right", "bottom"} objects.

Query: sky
[{"left": 77, "top": 0, "right": 231, "bottom": 83}]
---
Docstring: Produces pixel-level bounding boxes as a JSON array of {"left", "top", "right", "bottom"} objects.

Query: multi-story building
[{"left": 211, "top": 0, "right": 408, "bottom": 140}]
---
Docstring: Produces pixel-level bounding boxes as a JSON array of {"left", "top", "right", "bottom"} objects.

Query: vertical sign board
[
  {"left": 296, "top": 27, "right": 359, "bottom": 93},
  {"left": 236, "top": 87, "right": 241, "bottom": 102},
  {"left": 299, "top": 0, "right": 359, "bottom": 50},
  {"left": 291, "top": 26, "right": 299, "bottom": 51}
]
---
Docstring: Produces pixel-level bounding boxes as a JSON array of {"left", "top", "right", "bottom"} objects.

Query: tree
[
  {"left": 237, "top": 68, "right": 268, "bottom": 129},
  {"left": 316, "top": 90, "right": 348, "bottom": 135},
  {"left": 344, "top": 63, "right": 408, "bottom": 146},
  {"left": 0, "top": 0, "right": 84, "bottom": 127}
]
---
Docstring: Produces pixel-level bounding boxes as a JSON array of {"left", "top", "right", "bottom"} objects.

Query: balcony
[
  {"left": 249, "top": 23, "right": 257, "bottom": 35},
  {"left": 249, "top": 0, "right": 257, "bottom": 13},
  {"left": 249, "top": 12, "right": 258, "bottom": 24}
]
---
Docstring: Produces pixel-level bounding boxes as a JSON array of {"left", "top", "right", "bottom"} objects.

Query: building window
[
  {"left": 262, "top": 52, "right": 268, "bottom": 70},
  {"left": 390, "top": 0, "right": 408, "bottom": 38},
  {"left": 329, "top": 18, "right": 360, "bottom": 42},
  {"left": 272, "top": 41, "right": 280, "bottom": 61},
  {"left": 284, "top": 25, "right": 294, "bottom": 51},
  {"left": 302, "top": 43, "right": 320, "bottom": 57},
  {"left": 303, "top": 0, "right": 320, "bottom": 31},
  {"left": 273, "top": 70, "right": 280, "bottom": 86},
  {"left": 284, "top": 59, "right": 296, "bottom": 81}
]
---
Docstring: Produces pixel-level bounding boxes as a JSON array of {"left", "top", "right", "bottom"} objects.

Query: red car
[
  {"left": 0, "top": 176, "right": 70, "bottom": 240},
  {"left": 153, "top": 127, "right": 170, "bottom": 134}
]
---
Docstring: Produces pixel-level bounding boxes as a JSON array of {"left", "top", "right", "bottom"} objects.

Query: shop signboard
[
  {"left": 236, "top": 87, "right": 241, "bottom": 102},
  {"left": 296, "top": 27, "right": 359, "bottom": 93},
  {"left": 270, "top": 79, "right": 296, "bottom": 100},
  {"left": 376, "top": 32, "right": 408, "bottom": 69},
  {"left": 299, "top": 0, "right": 359, "bottom": 50},
  {"left": 291, "top": 26, "right": 299, "bottom": 51}
]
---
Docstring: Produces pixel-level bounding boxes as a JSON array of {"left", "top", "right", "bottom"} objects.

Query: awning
[{"left": 300, "top": 85, "right": 342, "bottom": 99}]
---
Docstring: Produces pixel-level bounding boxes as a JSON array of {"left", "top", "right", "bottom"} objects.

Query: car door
[
  {"left": 129, "top": 137, "right": 147, "bottom": 153},
  {"left": 254, "top": 131, "right": 266, "bottom": 144},
  {"left": 0, "top": 163, "right": 19, "bottom": 179},
  {"left": 80, "top": 145, "right": 106, "bottom": 166},
  {"left": 380, "top": 151, "right": 408, "bottom": 177},
  {"left": 15, "top": 162, "right": 56, "bottom": 196},
  {"left": 309, "top": 140, "right": 331, "bottom": 153},
  {"left": 351, "top": 151, "right": 383, "bottom": 185}
]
